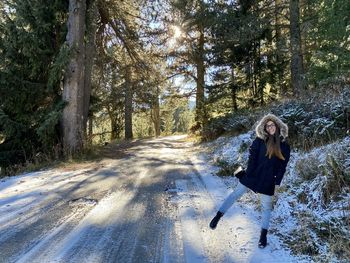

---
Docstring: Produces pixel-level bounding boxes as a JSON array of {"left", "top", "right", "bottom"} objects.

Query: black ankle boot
[
  {"left": 209, "top": 211, "right": 223, "bottom": 229},
  {"left": 258, "top": 228, "right": 268, "bottom": 248}
]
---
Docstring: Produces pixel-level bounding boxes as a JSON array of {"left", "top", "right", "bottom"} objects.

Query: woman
[{"left": 209, "top": 114, "right": 291, "bottom": 248}]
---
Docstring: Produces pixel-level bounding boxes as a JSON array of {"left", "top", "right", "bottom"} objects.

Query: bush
[
  {"left": 272, "top": 87, "right": 350, "bottom": 150},
  {"left": 202, "top": 110, "right": 259, "bottom": 141},
  {"left": 282, "top": 200, "right": 350, "bottom": 262},
  {"left": 215, "top": 159, "right": 241, "bottom": 177},
  {"left": 295, "top": 155, "right": 321, "bottom": 181},
  {"left": 288, "top": 139, "right": 350, "bottom": 260},
  {"left": 205, "top": 87, "right": 350, "bottom": 150},
  {"left": 322, "top": 147, "right": 350, "bottom": 204},
  {"left": 295, "top": 138, "right": 350, "bottom": 205}
]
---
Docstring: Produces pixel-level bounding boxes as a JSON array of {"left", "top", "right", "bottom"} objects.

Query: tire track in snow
[
  {"left": 0, "top": 172, "right": 113, "bottom": 263},
  {"left": 162, "top": 196, "right": 185, "bottom": 263},
  {"left": 0, "top": 166, "right": 132, "bottom": 262},
  {"left": 15, "top": 203, "right": 95, "bottom": 263},
  {"left": 19, "top": 169, "right": 149, "bottom": 263},
  {"left": 175, "top": 179, "right": 209, "bottom": 263}
]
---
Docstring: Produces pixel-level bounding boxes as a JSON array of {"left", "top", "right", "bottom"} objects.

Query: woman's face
[{"left": 265, "top": 121, "right": 276, "bottom": 135}]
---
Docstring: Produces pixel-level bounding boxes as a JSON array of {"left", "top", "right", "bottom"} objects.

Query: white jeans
[{"left": 218, "top": 182, "right": 273, "bottom": 230}]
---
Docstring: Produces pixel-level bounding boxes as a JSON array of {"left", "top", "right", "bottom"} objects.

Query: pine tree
[
  {"left": 168, "top": 0, "right": 212, "bottom": 130},
  {"left": 61, "top": 0, "right": 88, "bottom": 154},
  {"left": 304, "top": 0, "right": 350, "bottom": 87},
  {"left": 0, "top": 0, "right": 68, "bottom": 169},
  {"left": 90, "top": 0, "right": 166, "bottom": 141},
  {"left": 207, "top": 0, "right": 279, "bottom": 112},
  {"left": 289, "top": 0, "right": 305, "bottom": 96}
]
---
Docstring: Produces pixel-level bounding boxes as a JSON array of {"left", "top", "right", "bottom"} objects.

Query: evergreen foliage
[
  {"left": 207, "top": 0, "right": 279, "bottom": 110},
  {"left": 202, "top": 110, "right": 258, "bottom": 141},
  {"left": 205, "top": 88, "right": 350, "bottom": 149},
  {"left": 0, "top": 0, "right": 68, "bottom": 169},
  {"left": 273, "top": 88, "right": 350, "bottom": 148},
  {"left": 161, "top": 96, "right": 194, "bottom": 135},
  {"left": 0, "top": 0, "right": 349, "bottom": 172},
  {"left": 304, "top": 0, "right": 350, "bottom": 87}
]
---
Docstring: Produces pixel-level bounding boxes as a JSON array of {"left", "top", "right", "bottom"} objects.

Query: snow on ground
[
  {"left": 272, "top": 137, "right": 350, "bottom": 262},
  {"left": 193, "top": 133, "right": 350, "bottom": 263},
  {"left": 0, "top": 134, "right": 347, "bottom": 262},
  {"left": 0, "top": 168, "right": 93, "bottom": 228},
  {"left": 186, "top": 148, "right": 305, "bottom": 263}
]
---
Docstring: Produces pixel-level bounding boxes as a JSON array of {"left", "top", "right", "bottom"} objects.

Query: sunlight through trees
[{"left": 0, "top": 0, "right": 348, "bottom": 170}]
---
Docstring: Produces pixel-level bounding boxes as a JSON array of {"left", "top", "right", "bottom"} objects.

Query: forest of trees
[{"left": 0, "top": 0, "right": 349, "bottom": 171}]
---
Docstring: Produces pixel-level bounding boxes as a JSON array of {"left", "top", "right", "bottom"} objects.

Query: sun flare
[
  {"left": 172, "top": 25, "right": 182, "bottom": 39},
  {"left": 167, "top": 25, "right": 183, "bottom": 49}
]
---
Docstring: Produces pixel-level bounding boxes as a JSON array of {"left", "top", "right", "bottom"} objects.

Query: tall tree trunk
[
  {"left": 110, "top": 107, "right": 124, "bottom": 141},
  {"left": 124, "top": 66, "right": 133, "bottom": 139},
  {"left": 88, "top": 115, "right": 93, "bottom": 144},
  {"left": 273, "top": 0, "right": 285, "bottom": 97},
  {"left": 83, "top": 0, "right": 98, "bottom": 134},
  {"left": 252, "top": 48, "right": 259, "bottom": 105},
  {"left": 62, "top": 0, "right": 87, "bottom": 154},
  {"left": 109, "top": 65, "right": 117, "bottom": 141},
  {"left": 195, "top": 25, "right": 206, "bottom": 128},
  {"left": 258, "top": 41, "right": 264, "bottom": 106},
  {"left": 231, "top": 67, "right": 238, "bottom": 111},
  {"left": 290, "top": 0, "right": 305, "bottom": 97},
  {"left": 111, "top": 118, "right": 118, "bottom": 141},
  {"left": 152, "top": 87, "right": 160, "bottom": 137},
  {"left": 300, "top": 0, "right": 313, "bottom": 78}
]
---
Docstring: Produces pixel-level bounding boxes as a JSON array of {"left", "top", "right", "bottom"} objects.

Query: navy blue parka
[
  {"left": 239, "top": 114, "right": 291, "bottom": 196},
  {"left": 239, "top": 137, "right": 290, "bottom": 196}
]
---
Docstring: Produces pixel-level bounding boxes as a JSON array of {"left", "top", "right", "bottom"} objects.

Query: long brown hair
[{"left": 265, "top": 123, "right": 285, "bottom": 160}]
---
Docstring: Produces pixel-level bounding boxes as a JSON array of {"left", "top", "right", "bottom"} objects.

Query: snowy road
[{"left": 0, "top": 135, "right": 298, "bottom": 263}]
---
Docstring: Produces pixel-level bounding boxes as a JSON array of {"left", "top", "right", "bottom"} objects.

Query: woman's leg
[
  {"left": 258, "top": 194, "right": 273, "bottom": 248},
  {"left": 260, "top": 194, "right": 273, "bottom": 230},
  {"left": 210, "top": 182, "right": 248, "bottom": 229},
  {"left": 218, "top": 182, "right": 248, "bottom": 214}
]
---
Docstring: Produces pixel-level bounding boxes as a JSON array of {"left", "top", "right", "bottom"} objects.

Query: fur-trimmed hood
[{"left": 255, "top": 114, "right": 288, "bottom": 141}]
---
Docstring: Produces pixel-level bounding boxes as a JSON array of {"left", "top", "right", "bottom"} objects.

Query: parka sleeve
[
  {"left": 275, "top": 142, "right": 291, "bottom": 185},
  {"left": 245, "top": 138, "right": 260, "bottom": 177}
]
